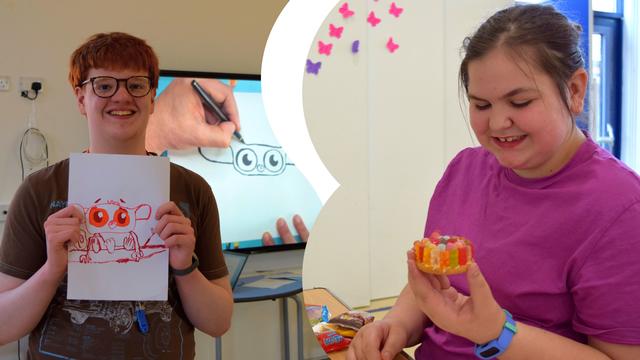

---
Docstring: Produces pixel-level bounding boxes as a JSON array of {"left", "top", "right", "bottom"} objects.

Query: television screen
[{"left": 157, "top": 70, "right": 321, "bottom": 252}]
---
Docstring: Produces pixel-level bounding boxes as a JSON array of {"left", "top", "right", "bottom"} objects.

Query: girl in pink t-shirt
[{"left": 348, "top": 4, "right": 640, "bottom": 360}]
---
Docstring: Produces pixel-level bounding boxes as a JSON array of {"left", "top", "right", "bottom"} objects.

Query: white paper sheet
[{"left": 67, "top": 153, "right": 169, "bottom": 300}]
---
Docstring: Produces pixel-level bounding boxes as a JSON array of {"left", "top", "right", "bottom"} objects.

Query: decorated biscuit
[{"left": 413, "top": 232, "right": 474, "bottom": 275}]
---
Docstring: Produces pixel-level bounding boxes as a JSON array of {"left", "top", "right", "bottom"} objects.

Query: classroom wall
[
  {"left": 302, "top": 0, "right": 512, "bottom": 307},
  {"left": 0, "top": 1, "right": 325, "bottom": 359},
  {"left": 300, "top": 0, "right": 371, "bottom": 307}
]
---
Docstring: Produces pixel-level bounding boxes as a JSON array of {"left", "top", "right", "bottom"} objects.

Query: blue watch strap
[{"left": 474, "top": 309, "right": 517, "bottom": 359}]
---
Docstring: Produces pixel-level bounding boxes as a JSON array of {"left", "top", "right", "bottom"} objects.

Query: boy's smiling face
[{"left": 75, "top": 68, "right": 155, "bottom": 154}]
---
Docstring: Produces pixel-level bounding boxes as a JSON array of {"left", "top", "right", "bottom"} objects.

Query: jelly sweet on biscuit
[{"left": 413, "top": 232, "right": 474, "bottom": 275}]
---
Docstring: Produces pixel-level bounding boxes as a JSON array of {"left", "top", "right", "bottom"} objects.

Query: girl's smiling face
[{"left": 467, "top": 46, "right": 587, "bottom": 179}]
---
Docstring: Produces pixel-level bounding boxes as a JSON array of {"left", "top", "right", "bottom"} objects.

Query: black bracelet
[{"left": 170, "top": 254, "right": 199, "bottom": 276}]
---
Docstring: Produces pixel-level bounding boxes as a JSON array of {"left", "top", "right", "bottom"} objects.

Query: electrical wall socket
[
  {"left": 0, "top": 203, "right": 8, "bottom": 223},
  {"left": 19, "top": 76, "right": 44, "bottom": 94},
  {"left": 0, "top": 76, "right": 9, "bottom": 91}
]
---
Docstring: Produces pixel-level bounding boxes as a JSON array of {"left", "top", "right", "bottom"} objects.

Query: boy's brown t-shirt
[{"left": 0, "top": 158, "right": 228, "bottom": 359}]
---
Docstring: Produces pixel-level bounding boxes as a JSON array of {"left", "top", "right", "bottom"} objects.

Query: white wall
[
  {"left": 301, "top": 0, "right": 371, "bottom": 307},
  {"left": 0, "top": 1, "right": 328, "bottom": 360},
  {"left": 302, "top": 0, "right": 512, "bottom": 307}
]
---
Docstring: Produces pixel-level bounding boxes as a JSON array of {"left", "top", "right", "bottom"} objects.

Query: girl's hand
[
  {"left": 406, "top": 250, "right": 505, "bottom": 344},
  {"left": 347, "top": 319, "right": 409, "bottom": 360}
]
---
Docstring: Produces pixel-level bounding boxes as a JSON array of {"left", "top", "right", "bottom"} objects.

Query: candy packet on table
[
  {"left": 327, "top": 310, "right": 374, "bottom": 331},
  {"left": 306, "top": 304, "right": 330, "bottom": 326},
  {"left": 312, "top": 323, "right": 351, "bottom": 353},
  {"left": 325, "top": 323, "right": 357, "bottom": 338}
]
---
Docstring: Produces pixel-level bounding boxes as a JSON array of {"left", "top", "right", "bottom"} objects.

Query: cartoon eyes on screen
[
  {"left": 70, "top": 199, "right": 162, "bottom": 264},
  {"left": 198, "top": 143, "right": 295, "bottom": 176}
]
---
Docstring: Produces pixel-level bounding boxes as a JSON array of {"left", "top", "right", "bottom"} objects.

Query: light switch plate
[{"left": 0, "top": 76, "right": 9, "bottom": 91}]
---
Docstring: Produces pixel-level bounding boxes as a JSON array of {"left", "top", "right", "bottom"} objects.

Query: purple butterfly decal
[
  {"left": 351, "top": 40, "right": 360, "bottom": 54},
  {"left": 306, "top": 59, "right": 322, "bottom": 75}
]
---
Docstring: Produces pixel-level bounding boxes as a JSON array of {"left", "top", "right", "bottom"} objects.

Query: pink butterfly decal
[
  {"left": 329, "top": 24, "right": 344, "bottom": 39},
  {"left": 389, "top": 2, "right": 404, "bottom": 18},
  {"left": 386, "top": 37, "right": 399, "bottom": 53},
  {"left": 306, "top": 59, "right": 322, "bottom": 75},
  {"left": 318, "top": 41, "right": 333, "bottom": 56},
  {"left": 367, "top": 11, "right": 381, "bottom": 27},
  {"left": 339, "top": 2, "right": 355, "bottom": 18}
]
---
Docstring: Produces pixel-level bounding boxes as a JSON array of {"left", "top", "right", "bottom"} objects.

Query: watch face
[{"left": 480, "top": 347, "right": 500, "bottom": 357}]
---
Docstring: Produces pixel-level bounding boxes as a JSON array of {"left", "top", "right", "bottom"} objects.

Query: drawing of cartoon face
[
  {"left": 199, "top": 143, "right": 294, "bottom": 176},
  {"left": 84, "top": 199, "right": 151, "bottom": 235},
  {"left": 70, "top": 199, "right": 160, "bottom": 264}
]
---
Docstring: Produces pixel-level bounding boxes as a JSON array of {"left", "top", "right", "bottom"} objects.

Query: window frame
[
  {"left": 593, "top": 8, "right": 623, "bottom": 158},
  {"left": 593, "top": 0, "right": 623, "bottom": 13}
]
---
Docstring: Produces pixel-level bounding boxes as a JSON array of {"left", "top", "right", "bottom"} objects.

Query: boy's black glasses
[{"left": 79, "top": 76, "right": 152, "bottom": 98}]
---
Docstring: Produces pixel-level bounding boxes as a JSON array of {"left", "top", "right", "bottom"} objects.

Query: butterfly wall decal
[
  {"left": 351, "top": 40, "right": 360, "bottom": 54},
  {"left": 367, "top": 11, "right": 381, "bottom": 27},
  {"left": 386, "top": 37, "right": 399, "bottom": 53},
  {"left": 318, "top": 41, "right": 333, "bottom": 56},
  {"left": 339, "top": 2, "right": 355, "bottom": 18},
  {"left": 389, "top": 2, "right": 404, "bottom": 18},
  {"left": 329, "top": 24, "right": 344, "bottom": 39},
  {"left": 306, "top": 59, "right": 322, "bottom": 75}
]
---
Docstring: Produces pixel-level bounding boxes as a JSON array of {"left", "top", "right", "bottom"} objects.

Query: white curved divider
[{"left": 261, "top": 0, "right": 339, "bottom": 205}]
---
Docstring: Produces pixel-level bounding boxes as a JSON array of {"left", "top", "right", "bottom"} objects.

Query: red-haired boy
[{"left": 0, "top": 32, "right": 233, "bottom": 359}]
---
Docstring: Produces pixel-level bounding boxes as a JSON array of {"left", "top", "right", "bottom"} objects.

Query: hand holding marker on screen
[{"left": 191, "top": 79, "right": 246, "bottom": 144}]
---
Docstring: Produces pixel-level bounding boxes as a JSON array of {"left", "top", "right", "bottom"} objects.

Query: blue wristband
[{"left": 474, "top": 309, "right": 517, "bottom": 359}]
